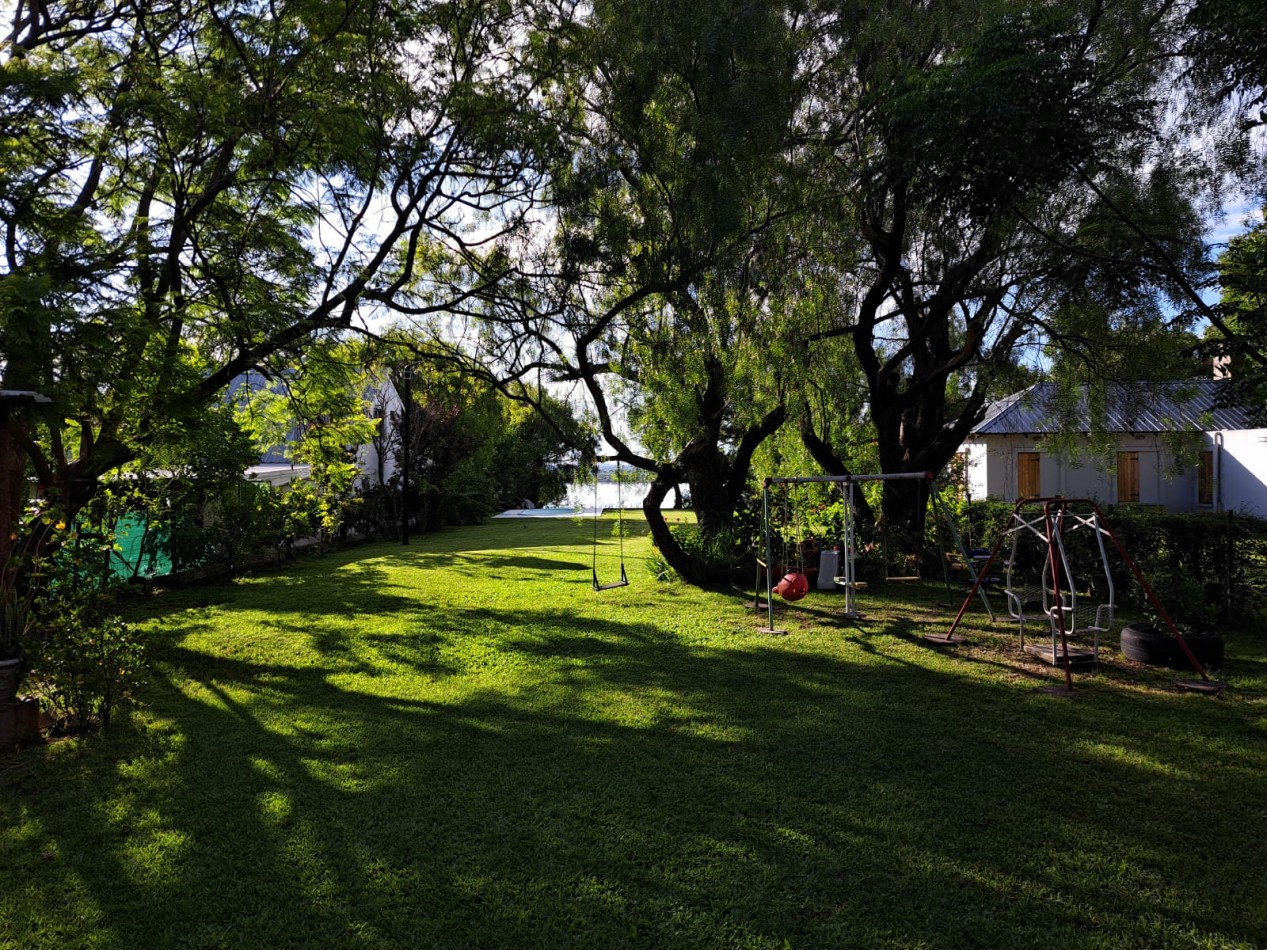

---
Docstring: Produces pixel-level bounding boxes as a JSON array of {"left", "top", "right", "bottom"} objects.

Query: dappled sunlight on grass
[
  {"left": 1073, "top": 739, "right": 1198, "bottom": 780},
  {"left": 2, "top": 516, "right": 1265, "bottom": 946}
]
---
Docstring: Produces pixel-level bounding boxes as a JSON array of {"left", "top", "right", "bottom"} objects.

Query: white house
[
  {"left": 962, "top": 380, "right": 1267, "bottom": 517},
  {"left": 227, "top": 371, "right": 404, "bottom": 489}
]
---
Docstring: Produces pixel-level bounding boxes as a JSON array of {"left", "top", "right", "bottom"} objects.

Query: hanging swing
[
  {"left": 773, "top": 482, "right": 810, "bottom": 601},
  {"left": 881, "top": 478, "right": 926, "bottom": 582},
  {"left": 592, "top": 458, "right": 629, "bottom": 591}
]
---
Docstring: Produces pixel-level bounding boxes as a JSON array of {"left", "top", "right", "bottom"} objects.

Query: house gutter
[{"left": 1215, "top": 431, "right": 1224, "bottom": 513}]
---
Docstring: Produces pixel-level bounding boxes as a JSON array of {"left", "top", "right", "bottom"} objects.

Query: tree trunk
[
  {"left": 0, "top": 415, "right": 23, "bottom": 567},
  {"left": 642, "top": 475, "right": 709, "bottom": 586}
]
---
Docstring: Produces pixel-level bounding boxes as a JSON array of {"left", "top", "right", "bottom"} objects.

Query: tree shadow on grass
[
  {"left": 132, "top": 545, "right": 605, "bottom": 630},
  {"left": 5, "top": 601, "right": 1267, "bottom": 947}
]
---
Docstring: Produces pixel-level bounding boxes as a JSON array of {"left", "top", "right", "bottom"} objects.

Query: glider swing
[
  {"left": 591, "top": 458, "right": 629, "bottom": 591},
  {"left": 943, "top": 497, "right": 1226, "bottom": 694},
  {"left": 1002, "top": 500, "right": 1116, "bottom": 667}
]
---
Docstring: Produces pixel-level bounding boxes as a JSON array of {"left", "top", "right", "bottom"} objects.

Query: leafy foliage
[
  {"left": 0, "top": 505, "right": 145, "bottom": 728},
  {"left": 0, "top": 0, "right": 542, "bottom": 558},
  {"left": 388, "top": 364, "right": 590, "bottom": 532},
  {"left": 31, "top": 602, "right": 145, "bottom": 733},
  {"left": 1212, "top": 211, "right": 1267, "bottom": 423},
  {"left": 796, "top": 0, "right": 1210, "bottom": 531}
]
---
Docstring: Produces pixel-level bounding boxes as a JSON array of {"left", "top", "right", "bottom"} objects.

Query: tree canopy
[
  {"left": 0, "top": 0, "right": 542, "bottom": 556},
  {"left": 4, "top": 0, "right": 1261, "bottom": 587}
]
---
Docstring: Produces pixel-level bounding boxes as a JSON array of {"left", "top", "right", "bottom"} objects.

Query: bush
[
  {"left": 5, "top": 509, "right": 148, "bottom": 732},
  {"left": 32, "top": 606, "right": 145, "bottom": 733},
  {"left": 647, "top": 524, "right": 750, "bottom": 586},
  {"left": 1100, "top": 508, "right": 1266, "bottom": 629}
]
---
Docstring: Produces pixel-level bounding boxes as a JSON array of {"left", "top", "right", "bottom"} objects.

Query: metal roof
[{"left": 972, "top": 380, "right": 1256, "bottom": 435}]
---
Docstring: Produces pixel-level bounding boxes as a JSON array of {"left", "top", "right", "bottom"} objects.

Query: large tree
[
  {"left": 402, "top": 0, "right": 812, "bottom": 583},
  {"left": 796, "top": 0, "right": 1216, "bottom": 529},
  {"left": 1213, "top": 213, "right": 1267, "bottom": 422},
  {"left": 0, "top": 0, "right": 539, "bottom": 561}
]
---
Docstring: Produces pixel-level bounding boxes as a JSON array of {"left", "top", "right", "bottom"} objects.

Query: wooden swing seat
[{"left": 592, "top": 564, "right": 629, "bottom": 591}]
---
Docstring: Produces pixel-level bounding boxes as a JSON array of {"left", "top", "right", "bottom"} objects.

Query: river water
[{"left": 561, "top": 481, "right": 677, "bottom": 511}]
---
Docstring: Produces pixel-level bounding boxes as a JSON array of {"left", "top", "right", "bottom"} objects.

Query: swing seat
[
  {"left": 593, "top": 564, "right": 629, "bottom": 591},
  {"left": 774, "top": 572, "right": 809, "bottom": 601},
  {"left": 833, "top": 577, "right": 868, "bottom": 589}
]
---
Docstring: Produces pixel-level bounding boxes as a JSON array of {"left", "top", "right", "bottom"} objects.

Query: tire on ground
[{"left": 1120, "top": 623, "right": 1225, "bottom": 671}]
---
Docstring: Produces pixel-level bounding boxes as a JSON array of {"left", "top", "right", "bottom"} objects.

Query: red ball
[{"left": 774, "top": 571, "right": 810, "bottom": 602}]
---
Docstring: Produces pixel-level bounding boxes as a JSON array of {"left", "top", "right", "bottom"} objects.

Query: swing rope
[
  {"left": 883, "top": 478, "right": 924, "bottom": 582},
  {"left": 592, "top": 458, "right": 629, "bottom": 591}
]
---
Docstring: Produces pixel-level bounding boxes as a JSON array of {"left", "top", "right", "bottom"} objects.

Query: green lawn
[{"left": 3, "top": 514, "right": 1266, "bottom": 948}]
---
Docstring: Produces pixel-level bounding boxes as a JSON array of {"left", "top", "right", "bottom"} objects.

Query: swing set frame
[
  {"left": 757, "top": 472, "right": 984, "bottom": 632},
  {"left": 942, "top": 496, "right": 1224, "bottom": 693}
]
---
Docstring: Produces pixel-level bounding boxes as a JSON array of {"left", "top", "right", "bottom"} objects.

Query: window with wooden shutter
[
  {"left": 1018, "top": 452, "right": 1041, "bottom": 498},
  {"left": 1117, "top": 451, "right": 1140, "bottom": 503},
  {"left": 1197, "top": 450, "right": 1214, "bottom": 506}
]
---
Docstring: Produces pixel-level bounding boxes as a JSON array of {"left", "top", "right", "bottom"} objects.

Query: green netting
[{"left": 110, "top": 514, "right": 174, "bottom": 580}]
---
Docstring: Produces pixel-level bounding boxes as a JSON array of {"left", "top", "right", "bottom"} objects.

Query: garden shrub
[
  {"left": 1100, "top": 508, "right": 1267, "bottom": 629},
  {"left": 33, "top": 606, "right": 145, "bottom": 732},
  {"left": 648, "top": 524, "right": 750, "bottom": 586},
  {"left": 6, "top": 509, "right": 148, "bottom": 732}
]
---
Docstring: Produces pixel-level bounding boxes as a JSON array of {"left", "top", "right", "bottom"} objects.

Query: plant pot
[
  {"left": 0, "top": 657, "right": 20, "bottom": 705},
  {"left": 1120, "top": 623, "right": 1225, "bottom": 671}
]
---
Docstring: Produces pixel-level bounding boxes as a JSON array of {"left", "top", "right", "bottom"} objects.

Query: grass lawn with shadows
[{"left": 3, "top": 512, "right": 1266, "bottom": 948}]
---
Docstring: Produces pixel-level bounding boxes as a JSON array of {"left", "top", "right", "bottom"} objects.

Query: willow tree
[
  {"left": 0, "top": 0, "right": 540, "bottom": 559},
  {"left": 407, "top": 0, "right": 814, "bottom": 583}
]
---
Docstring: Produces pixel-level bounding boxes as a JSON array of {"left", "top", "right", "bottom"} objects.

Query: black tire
[{"left": 1120, "top": 623, "right": 1225, "bottom": 671}]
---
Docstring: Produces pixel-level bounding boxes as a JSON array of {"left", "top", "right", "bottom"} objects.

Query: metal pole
[
  {"left": 763, "top": 479, "right": 775, "bottom": 632},
  {"left": 401, "top": 368, "right": 411, "bottom": 546},
  {"left": 931, "top": 482, "right": 995, "bottom": 621},
  {"left": 945, "top": 498, "right": 1025, "bottom": 641},
  {"left": 843, "top": 480, "right": 859, "bottom": 618},
  {"left": 765, "top": 472, "right": 934, "bottom": 486},
  {"left": 1044, "top": 501, "right": 1075, "bottom": 690}
]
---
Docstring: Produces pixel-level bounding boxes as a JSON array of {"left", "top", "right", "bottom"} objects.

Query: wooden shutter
[
  {"left": 1197, "top": 450, "right": 1214, "bottom": 506},
  {"left": 1018, "top": 452, "right": 1041, "bottom": 499},
  {"left": 1117, "top": 452, "right": 1140, "bottom": 503}
]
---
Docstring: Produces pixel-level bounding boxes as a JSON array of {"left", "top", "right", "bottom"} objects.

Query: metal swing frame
[
  {"left": 757, "top": 472, "right": 956, "bottom": 631},
  {"left": 997, "top": 500, "right": 1116, "bottom": 667},
  {"left": 944, "top": 497, "right": 1218, "bottom": 691},
  {"left": 928, "top": 484, "right": 997, "bottom": 623}
]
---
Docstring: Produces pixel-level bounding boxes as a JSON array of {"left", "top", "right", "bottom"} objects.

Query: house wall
[
  {"left": 230, "top": 371, "right": 403, "bottom": 490},
  {"left": 244, "top": 463, "right": 313, "bottom": 487},
  {"left": 960, "top": 434, "right": 1211, "bottom": 510},
  {"left": 964, "top": 442, "right": 989, "bottom": 500},
  {"left": 355, "top": 378, "right": 403, "bottom": 489},
  {"left": 1217, "top": 428, "right": 1267, "bottom": 517}
]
